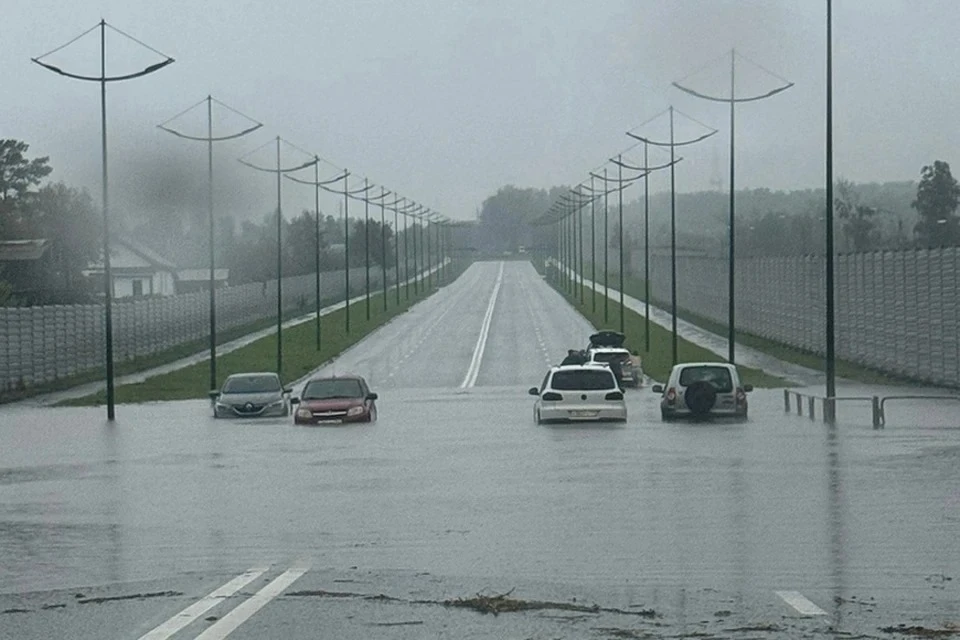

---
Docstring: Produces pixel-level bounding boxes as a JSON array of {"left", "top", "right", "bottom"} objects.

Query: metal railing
[{"left": 784, "top": 389, "right": 960, "bottom": 428}]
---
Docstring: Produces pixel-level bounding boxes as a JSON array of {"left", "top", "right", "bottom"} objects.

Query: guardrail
[{"left": 784, "top": 389, "right": 960, "bottom": 428}]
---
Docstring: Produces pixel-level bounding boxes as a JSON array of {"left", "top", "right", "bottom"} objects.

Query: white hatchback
[
  {"left": 529, "top": 364, "right": 627, "bottom": 424},
  {"left": 652, "top": 362, "right": 752, "bottom": 421}
]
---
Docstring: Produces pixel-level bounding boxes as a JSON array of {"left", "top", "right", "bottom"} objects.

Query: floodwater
[{"left": 1, "top": 262, "right": 958, "bottom": 638}]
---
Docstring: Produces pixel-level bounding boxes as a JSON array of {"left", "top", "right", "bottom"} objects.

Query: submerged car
[
  {"left": 210, "top": 372, "right": 292, "bottom": 418},
  {"left": 291, "top": 375, "right": 378, "bottom": 424},
  {"left": 652, "top": 362, "right": 752, "bottom": 422},
  {"left": 529, "top": 364, "right": 627, "bottom": 424},
  {"left": 585, "top": 331, "right": 643, "bottom": 387}
]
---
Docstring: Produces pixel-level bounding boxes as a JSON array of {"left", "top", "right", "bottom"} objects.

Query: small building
[
  {"left": 0, "top": 239, "right": 56, "bottom": 298},
  {"left": 84, "top": 236, "right": 178, "bottom": 298}
]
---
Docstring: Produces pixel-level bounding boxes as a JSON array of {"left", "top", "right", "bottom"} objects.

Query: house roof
[
  {"left": 117, "top": 236, "right": 177, "bottom": 270},
  {"left": 0, "top": 239, "right": 51, "bottom": 261}
]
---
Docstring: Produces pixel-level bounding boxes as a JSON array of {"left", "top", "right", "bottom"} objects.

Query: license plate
[{"left": 570, "top": 410, "right": 598, "bottom": 418}]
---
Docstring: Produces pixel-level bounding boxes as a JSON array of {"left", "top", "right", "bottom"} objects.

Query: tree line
[
  {"left": 476, "top": 161, "right": 960, "bottom": 258},
  {"left": 0, "top": 138, "right": 423, "bottom": 305}
]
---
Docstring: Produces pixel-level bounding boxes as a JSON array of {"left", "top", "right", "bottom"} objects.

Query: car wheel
[{"left": 535, "top": 409, "right": 543, "bottom": 425}]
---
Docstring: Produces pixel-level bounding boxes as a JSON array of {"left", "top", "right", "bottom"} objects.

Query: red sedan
[{"left": 291, "top": 375, "right": 378, "bottom": 424}]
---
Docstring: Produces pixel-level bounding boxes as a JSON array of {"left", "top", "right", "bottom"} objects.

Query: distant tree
[
  {"left": 0, "top": 139, "right": 53, "bottom": 237},
  {"left": 834, "top": 178, "right": 879, "bottom": 251},
  {"left": 912, "top": 160, "right": 960, "bottom": 246},
  {"left": 478, "top": 185, "right": 553, "bottom": 253},
  {"left": 29, "top": 183, "right": 100, "bottom": 288},
  {"left": 348, "top": 218, "right": 394, "bottom": 268}
]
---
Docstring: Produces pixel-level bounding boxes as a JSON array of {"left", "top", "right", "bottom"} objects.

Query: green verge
[
  {"left": 540, "top": 265, "right": 787, "bottom": 388},
  {"left": 59, "top": 261, "right": 471, "bottom": 406},
  {"left": 562, "top": 262, "right": 913, "bottom": 387}
]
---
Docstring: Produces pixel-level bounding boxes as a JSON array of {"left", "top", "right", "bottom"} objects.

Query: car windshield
[
  {"left": 678, "top": 366, "right": 734, "bottom": 393},
  {"left": 303, "top": 378, "right": 364, "bottom": 400},
  {"left": 551, "top": 369, "right": 617, "bottom": 391},
  {"left": 592, "top": 351, "right": 630, "bottom": 364},
  {"left": 222, "top": 375, "right": 281, "bottom": 394}
]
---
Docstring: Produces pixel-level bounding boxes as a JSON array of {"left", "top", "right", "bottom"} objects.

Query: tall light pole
[
  {"left": 674, "top": 49, "right": 793, "bottom": 364},
  {"left": 33, "top": 20, "right": 174, "bottom": 421},
  {"left": 825, "top": 0, "right": 837, "bottom": 420},
  {"left": 628, "top": 107, "right": 717, "bottom": 365},
  {"left": 158, "top": 96, "right": 262, "bottom": 388},
  {"left": 239, "top": 138, "right": 317, "bottom": 373},
  {"left": 286, "top": 166, "right": 348, "bottom": 349},
  {"left": 608, "top": 152, "right": 680, "bottom": 350},
  {"left": 378, "top": 187, "right": 392, "bottom": 312},
  {"left": 383, "top": 195, "right": 404, "bottom": 306}
]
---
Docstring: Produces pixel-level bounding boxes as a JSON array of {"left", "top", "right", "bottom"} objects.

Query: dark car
[{"left": 291, "top": 375, "right": 378, "bottom": 424}]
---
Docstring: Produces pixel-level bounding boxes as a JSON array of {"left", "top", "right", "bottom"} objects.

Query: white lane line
[
  {"left": 194, "top": 565, "right": 310, "bottom": 639},
  {"left": 460, "top": 262, "right": 505, "bottom": 388},
  {"left": 775, "top": 590, "right": 827, "bottom": 616},
  {"left": 137, "top": 567, "right": 269, "bottom": 640}
]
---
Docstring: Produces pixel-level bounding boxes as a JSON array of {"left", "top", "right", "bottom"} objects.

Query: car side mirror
[
  {"left": 367, "top": 392, "right": 379, "bottom": 401},
  {"left": 743, "top": 384, "right": 754, "bottom": 393},
  {"left": 632, "top": 350, "right": 639, "bottom": 356},
  {"left": 283, "top": 387, "right": 293, "bottom": 395},
  {"left": 528, "top": 387, "right": 540, "bottom": 396},
  {"left": 652, "top": 384, "right": 664, "bottom": 393},
  {"left": 208, "top": 390, "right": 220, "bottom": 400},
  {"left": 290, "top": 397, "right": 300, "bottom": 405}
]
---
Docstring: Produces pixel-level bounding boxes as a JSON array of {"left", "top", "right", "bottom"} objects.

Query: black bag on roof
[{"left": 589, "top": 331, "right": 625, "bottom": 349}]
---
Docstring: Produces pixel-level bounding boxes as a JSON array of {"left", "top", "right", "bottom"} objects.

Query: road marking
[
  {"left": 460, "top": 262, "right": 504, "bottom": 388},
  {"left": 137, "top": 567, "right": 269, "bottom": 640},
  {"left": 775, "top": 591, "right": 827, "bottom": 616},
  {"left": 194, "top": 565, "right": 310, "bottom": 639}
]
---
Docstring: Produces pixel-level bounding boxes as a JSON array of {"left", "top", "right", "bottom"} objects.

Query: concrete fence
[
  {"left": 0, "top": 266, "right": 394, "bottom": 392},
  {"left": 645, "top": 247, "right": 960, "bottom": 388}
]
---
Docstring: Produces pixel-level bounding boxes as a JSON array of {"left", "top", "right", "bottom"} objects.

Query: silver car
[
  {"left": 652, "top": 362, "right": 752, "bottom": 422},
  {"left": 210, "top": 372, "right": 292, "bottom": 418}
]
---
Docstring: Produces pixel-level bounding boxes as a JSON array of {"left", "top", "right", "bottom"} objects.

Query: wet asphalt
[{"left": 1, "top": 261, "right": 959, "bottom": 639}]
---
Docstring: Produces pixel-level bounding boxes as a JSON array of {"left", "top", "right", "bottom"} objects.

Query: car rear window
[
  {"left": 591, "top": 351, "right": 630, "bottom": 364},
  {"left": 551, "top": 369, "right": 617, "bottom": 391},
  {"left": 678, "top": 366, "right": 733, "bottom": 392}
]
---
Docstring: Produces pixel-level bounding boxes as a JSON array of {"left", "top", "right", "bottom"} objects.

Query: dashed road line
[
  {"left": 195, "top": 565, "right": 310, "bottom": 639},
  {"left": 460, "top": 262, "right": 504, "bottom": 388},
  {"left": 775, "top": 590, "right": 827, "bottom": 616},
  {"left": 137, "top": 567, "right": 269, "bottom": 640}
]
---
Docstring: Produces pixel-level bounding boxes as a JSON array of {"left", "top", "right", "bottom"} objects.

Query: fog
[{"left": 4, "top": 0, "right": 960, "bottom": 223}]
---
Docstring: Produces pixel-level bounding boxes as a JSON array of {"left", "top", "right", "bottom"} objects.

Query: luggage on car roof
[{"left": 589, "top": 331, "right": 625, "bottom": 348}]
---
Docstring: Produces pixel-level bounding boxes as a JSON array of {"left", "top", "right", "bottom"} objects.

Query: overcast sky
[{"left": 4, "top": 0, "right": 959, "bottom": 225}]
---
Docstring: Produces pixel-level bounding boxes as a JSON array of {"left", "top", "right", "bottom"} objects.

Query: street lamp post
[
  {"left": 33, "top": 20, "right": 174, "bottom": 421},
  {"left": 240, "top": 139, "right": 317, "bottom": 374},
  {"left": 674, "top": 49, "right": 793, "bottom": 364},
  {"left": 286, "top": 167, "right": 348, "bottom": 349},
  {"left": 628, "top": 107, "right": 717, "bottom": 365},
  {"left": 825, "top": 0, "right": 837, "bottom": 420},
  {"left": 158, "top": 96, "right": 262, "bottom": 384}
]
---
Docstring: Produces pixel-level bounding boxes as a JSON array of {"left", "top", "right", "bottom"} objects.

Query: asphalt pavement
[{"left": 1, "top": 260, "right": 959, "bottom": 639}]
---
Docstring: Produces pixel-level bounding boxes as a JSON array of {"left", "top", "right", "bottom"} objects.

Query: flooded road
[{"left": 1, "top": 262, "right": 958, "bottom": 638}]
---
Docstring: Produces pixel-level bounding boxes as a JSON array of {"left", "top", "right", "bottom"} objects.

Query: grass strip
[
  {"left": 543, "top": 268, "right": 787, "bottom": 387},
  {"left": 59, "top": 261, "right": 471, "bottom": 406}
]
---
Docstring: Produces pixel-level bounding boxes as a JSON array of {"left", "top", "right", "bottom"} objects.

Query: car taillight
[
  {"left": 542, "top": 392, "right": 563, "bottom": 401},
  {"left": 665, "top": 388, "right": 677, "bottom": 403},
  {"left": 736, "top": 388, "right": 746, "bottom": 404},
  {"left": 604, "top": 391, "right": 623, "bottom": 401}
]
